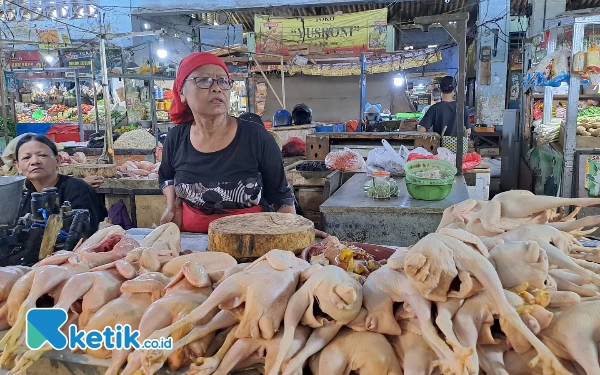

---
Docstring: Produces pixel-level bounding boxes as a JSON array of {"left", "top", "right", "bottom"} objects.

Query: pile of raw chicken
[
  {"left": 116, "top": 161, "right": 160, "bottom": 179},
  {"left": 2, "top": 190, "right": 600, "bottom": 375},
  {"left": 58, "top": 151, "right": 87, "bottom": 166}
]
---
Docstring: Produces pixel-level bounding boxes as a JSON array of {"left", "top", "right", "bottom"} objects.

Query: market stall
[
  {"left": 8, "top": 68, "right": 87, "bottom": 142},
  {"left": 524, "top": 12, "right": 600, "bottom": 200}
]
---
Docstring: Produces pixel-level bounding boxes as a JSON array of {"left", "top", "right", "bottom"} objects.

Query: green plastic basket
[
  {"left": 406, "top": 181, "right": 454, "bottom": 201},
  {"left": 404, "top": 159, "right": 457, "bottom": 185}
]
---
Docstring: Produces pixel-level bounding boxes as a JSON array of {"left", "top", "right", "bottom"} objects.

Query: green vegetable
[{"left": 0, "top": 117, "right": 16, "bottom": 136}]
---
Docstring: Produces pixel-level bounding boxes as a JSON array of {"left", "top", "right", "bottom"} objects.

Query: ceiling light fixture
[{"left": 157, "top": 38, "right": 168, "bottom": 59}]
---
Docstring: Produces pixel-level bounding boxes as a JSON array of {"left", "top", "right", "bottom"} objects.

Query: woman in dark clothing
[
  {"left": 159, "top": 52, "right": 295, "bottom": 233},
  {"left": 15, "top": 134, "right": 107, "bottom": 232}
]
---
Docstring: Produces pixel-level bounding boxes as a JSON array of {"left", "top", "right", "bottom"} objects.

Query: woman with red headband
[{"left": 158, "top": 52, "right": 295, "bottom": 232}]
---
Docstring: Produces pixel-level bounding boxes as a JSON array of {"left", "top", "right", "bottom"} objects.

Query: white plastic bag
[
  {"left": 325, "top": 147, "right": 366, "bottom": 171},
  {"left": 366, "top": 140, "right": 408, "bottom": 176}
]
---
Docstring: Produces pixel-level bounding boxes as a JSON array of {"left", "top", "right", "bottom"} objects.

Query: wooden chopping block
[
  {"left": 72, "top": 164, "right": 117, "bottom": 178},
  {"left": 208, "top": 213, "right": 315, "bottom": 260}
]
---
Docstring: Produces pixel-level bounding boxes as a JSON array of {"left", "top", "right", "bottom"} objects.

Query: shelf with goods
[
  {"left": 527, "top": 12, "right": 600, "bottom": 198},
  {"left": 108, "top": 67, "right": 175, "bottom": 140},
  {"left": 9, "top": 71, "right": 101, "bottom": 142}
]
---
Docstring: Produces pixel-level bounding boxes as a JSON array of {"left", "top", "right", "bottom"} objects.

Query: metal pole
[
  {"left": 280, "top": 56, "right": 285, "bottom": 109},
  {"left": 99, "top": 35, "right": 114, "bottom": 164},
  {"left": 359, "top": 53, "right": 367, "bottom": 132},
  {"left": 0, "top": 38, "right": 9, "bottom": 148},
  {"left": 562, "top": 21, "right": 584, "bottom": 198},
  {"left": 149, "top": 41, "right": 159, "bottom": 148},
  {"left": 91, "top": 57, "right": 100, "bottom": 132},
  {"left": 455, "top": 20, "right": 467, "bottom": 175},
  {"left": 74, "top": 69, "right": 84, "bottom": 142}
]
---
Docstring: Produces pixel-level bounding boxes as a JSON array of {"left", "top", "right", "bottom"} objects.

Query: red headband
[{"left": 169, "top": 52, "right": 230, "bottom": 124}]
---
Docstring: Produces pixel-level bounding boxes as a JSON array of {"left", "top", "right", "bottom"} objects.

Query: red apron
[{"left": 181, "top": 202, "right": 262, "bottom": 233}]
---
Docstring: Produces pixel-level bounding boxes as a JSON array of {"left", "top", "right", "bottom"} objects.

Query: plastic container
[
  {"left": 406, "top": 180, "right": 454, "bottom": 201},
  {"left": 315, "top": 123, "right": 346, "bottom": 132},
  {"left": 315, "top": 125, "right": 334, "bottom": 132},
  {"left": 404, "top": 159, "right": 457, "bottom": 185},
  {"left": 371, "top": 171, "right": 392, "bottom": 200},
  {"left": 404, "top": 159, "right": 456, "bottom": 201}
]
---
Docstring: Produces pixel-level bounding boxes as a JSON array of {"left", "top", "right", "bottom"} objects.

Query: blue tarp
[{"left": 16, "top": 123, "right": 53, "bottom": 136}]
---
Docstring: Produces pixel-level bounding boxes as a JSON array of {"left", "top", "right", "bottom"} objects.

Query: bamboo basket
[{"left": 71, "top": 164, "right": 117, "bottom": 178}]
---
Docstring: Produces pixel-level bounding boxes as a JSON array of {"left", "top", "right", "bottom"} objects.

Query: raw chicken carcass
[
  {"left": 141, "top": 250, "right": 310, "bottom": 375},
  {"left": 0, "top": 225, "right": 127, "bottom": 364},
  {"left": 58, "top": 151, "right": 71, "bottom": 163},
  {"left": 81, "top": 272, "right": 171, "bottom": 375},
  {"left": 72, "top": 152, "right": 86, "bottom": 163},
  {"left": 438, "top": 192, "right": 600, "bottom": 236},
  {"left": 496, "top": 225, "right": 600, "bottom": 288},
  {"left": 136, "top": 160, "right": 156, "bottom": 171},
  {"left": 537, "top": 300, "right": 600, "bottom": 375},
  {"left": 8, "top": 267, "right": 135, "bottom": 375},
  {"left": 361, "top": 264, "right": 471, "bottom": 375},
  {"left": 488, "top": 241, "right": 549, "bottom": 290},
  {"left": 0, "top": 266, "right": 31, "bottom": 330},
  {"left": 403, "top": 228, "right": 573, "bottom": 375},
  {"left": 389, "top": 318, "right": 440, "bottom": 375},
  {"left": 308, "top": 328, "right": 402, "bottom": 375},
  {"left": 121, "top": 256, "right": 240, "bottom": 375},
  {"left": 269, "top": 265, "right": 363, "bottom": 375},
  {"left": 187, "top": 326, "right": 311, "bottom": 375},
  {"left": 160, "top": 252, "right": 237, "bottom": 278}
]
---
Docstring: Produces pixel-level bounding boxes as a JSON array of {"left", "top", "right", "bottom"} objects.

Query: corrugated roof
[
  {"left": 225, "top": 0, "right": 530, "bottom": 31},
  {"left": 567, "top": 0, "right": 600, "bottom": 10}
]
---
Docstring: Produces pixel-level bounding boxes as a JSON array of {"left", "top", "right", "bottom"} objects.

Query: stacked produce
[
  {"left": 114, "top": 125, "right": 139, "bottom": 135},
  {"left": 113, "top": 129, "right": 159, "bottom": 150},
  {"left": 2, "top": 193, "right": 600, "bottom": 375},
  {"left": 16, "top": 102, "right": 97, "bottom": 124},
  {"left": 116, "top": 160, "right": 160, "bottom": 179},
  {"left": 577, "top": 104, "right": 600, "bottom": 136},
  {"left": 156, "top": 111, "right": 170, "bottom": 122}
]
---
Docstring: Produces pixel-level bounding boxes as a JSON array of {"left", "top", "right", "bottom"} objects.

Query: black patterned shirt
[{"left": 158, "top": 119, "right": 294, "bottom": 214}]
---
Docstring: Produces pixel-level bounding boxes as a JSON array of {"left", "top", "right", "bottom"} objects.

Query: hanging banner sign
[
  {"left": 37, "top": 27, "right": 71, "bottom": 49},
  {"left": 60, "top": 48, "right": 123, "bottom": 77},
  {"left": 254, "top": 9, "right": 388, "bottom": 55},
  {"left": 4, "top": 72, "right": 17, "bottom": 93},
  {"left": 60, "top": 49, "right": 94, "bottom": 77},
  {"left": 4, "top": 50, "right": 46, "bottom": 69},
  {"left": 252, "top": 49, "right": 442, "bottom": 76}
]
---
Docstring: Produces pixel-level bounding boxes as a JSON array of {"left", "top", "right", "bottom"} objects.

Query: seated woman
[
  {"left": 159, "top": 52, "right": 295, "bottom": 232},
  {"left": 15, "top": 134, "right": 108, "bottom": 232}
]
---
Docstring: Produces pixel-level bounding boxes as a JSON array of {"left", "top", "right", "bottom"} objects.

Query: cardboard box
[{"left": 478, "top": 147, "right": 500, "bottom": 156}]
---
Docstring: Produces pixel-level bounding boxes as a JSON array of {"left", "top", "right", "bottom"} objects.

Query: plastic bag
[
  {"left": 325, "top": 147, "right": 365, "bottom": 171},
  {"left": 366, "top": 139, "right": 408, "bottom": 176}
]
